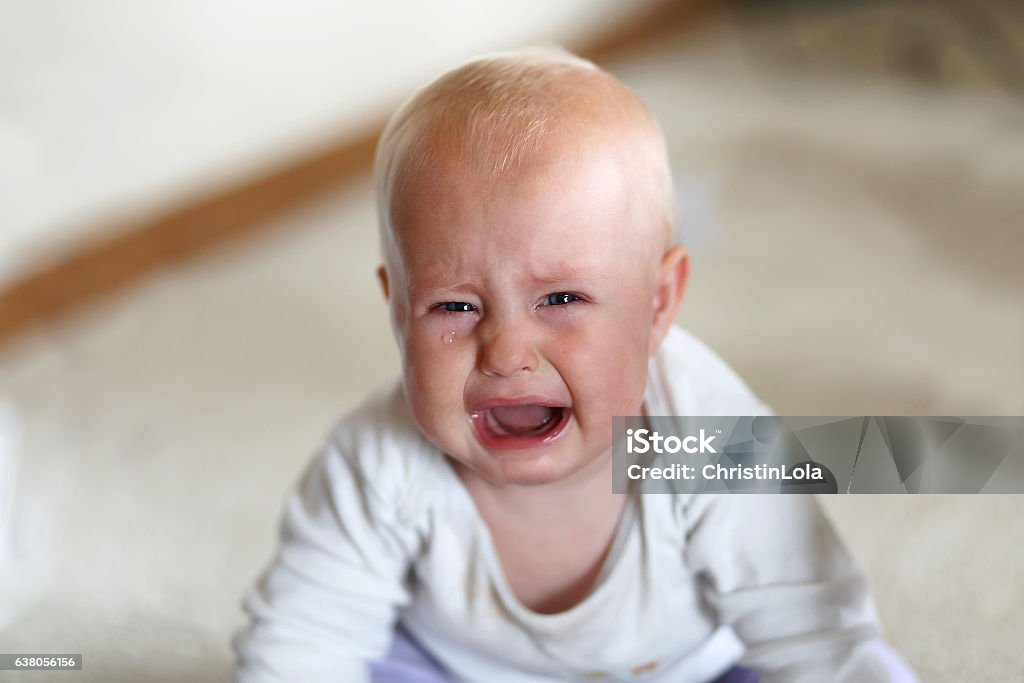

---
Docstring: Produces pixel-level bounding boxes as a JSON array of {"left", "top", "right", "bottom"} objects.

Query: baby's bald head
[{"left": 374, "top": 46, "right": 675, "bottom": 271}]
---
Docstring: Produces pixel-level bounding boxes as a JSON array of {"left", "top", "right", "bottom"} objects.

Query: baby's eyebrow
[
  {"left": 408, "top": 279, "right": 477, "bottom": 298},
  {"left": 530, "top": 266, "right": 608, "bottom": 285},
  {"left": 406, "top": 267, "right": 608, "bottom": 301}
]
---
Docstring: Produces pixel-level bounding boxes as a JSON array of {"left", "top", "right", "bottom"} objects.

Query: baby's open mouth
[
  {"left": 469, "top": 403, "right": 571, "bottom": 450},
  {"left": 486, "top": 405, "right": 562, "bottom": 436}
]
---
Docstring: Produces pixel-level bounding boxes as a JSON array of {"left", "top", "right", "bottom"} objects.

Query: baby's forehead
[
  {"left": 399, "top": 203, "right": 660, "bottom": 298},
  {"left": 400, "top": 143, "right": 631, "bottom": 225},
  {"left": 387, "top": 137, "right": 666, "bottom": 286},
  {"left": 393, "top": 120, "right": 649, "bottom": 214}
]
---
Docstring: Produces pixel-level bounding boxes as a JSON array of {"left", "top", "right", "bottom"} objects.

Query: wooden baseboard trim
[{"left": 0, "top": 0, "right": 717, "bottom": 345}]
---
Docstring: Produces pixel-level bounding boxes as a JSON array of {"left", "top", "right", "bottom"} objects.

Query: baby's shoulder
[
  {"left": 319, "top": 380, "right": 453, "bottom": 520},
  {"left": 649, "top": 326, "right": 772, "bottom": 417}
]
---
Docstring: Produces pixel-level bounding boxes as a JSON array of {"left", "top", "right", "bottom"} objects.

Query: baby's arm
[
  {"left": 234, "top": 437, "right": 419, "bottom": 683},
  {"left": 683, "top": 495, "right": 917, "bottom": 683}
]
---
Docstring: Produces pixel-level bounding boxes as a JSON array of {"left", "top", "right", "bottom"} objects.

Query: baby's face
[{"left": 383, "top": 137, "right": 685, "bottom": 487}]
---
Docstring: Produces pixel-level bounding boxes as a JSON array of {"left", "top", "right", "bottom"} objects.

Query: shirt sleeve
[
  {"left": 682, "top": 494, "right": 911, "bottom": 683},
  {"left": 233, "top": 436, "right": 421, "bottom": 683}
]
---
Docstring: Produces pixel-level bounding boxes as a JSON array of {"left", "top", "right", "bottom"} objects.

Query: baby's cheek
[
  {"left": 569, "top": 323, "right": 648, "bottom": 419},
  {"left": 604, "top": 363, "right": 648, "bottom": 417},
  {"left": 402, "top": 341, "right": 442, "bottom": 406},
  {"left": 426, "top": 311, "right": 479, "bottom": 339},
  {"left": 405, "top": 329, "right": 475, "bottom": 407}
]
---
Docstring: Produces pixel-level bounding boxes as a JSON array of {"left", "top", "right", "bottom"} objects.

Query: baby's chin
[
  {"left": 451, "top": 437, "right": 613, "bottom": 489},
  {"left": 450, "top": 450, "right": 578, "bottom": 488}
]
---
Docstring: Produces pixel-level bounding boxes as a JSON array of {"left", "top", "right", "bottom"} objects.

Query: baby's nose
[{"left": 478, "top": 319, "right": 539, "bottom": 379}]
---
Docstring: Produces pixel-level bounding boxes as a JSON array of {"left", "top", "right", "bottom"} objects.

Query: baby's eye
[
  {"left": 545, "top": 293, "right": 579, "bottom": 306},
  {"left": 441, "top": 302, "right": 477, "bottom": 313}
]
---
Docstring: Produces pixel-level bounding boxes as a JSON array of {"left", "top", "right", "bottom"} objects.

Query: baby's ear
[
  {"left": 377, "top": 265, "right": 391, "bottom": 301},
  {"left": 649, "top": 245, "right": 689, "bottom": 355}
]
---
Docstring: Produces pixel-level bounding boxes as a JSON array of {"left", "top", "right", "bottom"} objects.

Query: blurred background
[{"left": 1, "top": 0, "right": 1022, "bottom": 680}]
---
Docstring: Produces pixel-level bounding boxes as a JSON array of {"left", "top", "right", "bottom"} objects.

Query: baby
[{"left": 234, "top": 47, "right": 916, "bottom": 683}]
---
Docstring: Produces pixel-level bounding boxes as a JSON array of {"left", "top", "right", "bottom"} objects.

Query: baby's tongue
[{"left": 489, "top": 406, "right": 557, "bottom": 434}]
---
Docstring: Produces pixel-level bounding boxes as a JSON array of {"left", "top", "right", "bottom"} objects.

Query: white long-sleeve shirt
[{"left": 235, "top": 327, "right": 901, "bottom": 682}]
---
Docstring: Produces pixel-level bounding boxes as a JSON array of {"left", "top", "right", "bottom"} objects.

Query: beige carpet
[{"left": 1, "top": 3, "right": 1022, "bottom": 681}]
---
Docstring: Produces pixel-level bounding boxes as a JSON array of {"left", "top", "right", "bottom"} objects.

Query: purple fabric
[
  {"left": 370, "top": 627, "right": 451, "bottom": 683},
  {"left": 371, "top": 627, "right": 760, "bottom": 683},
  {"left": 711, "top": 665, "right": 760, "bottom": 683}
]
